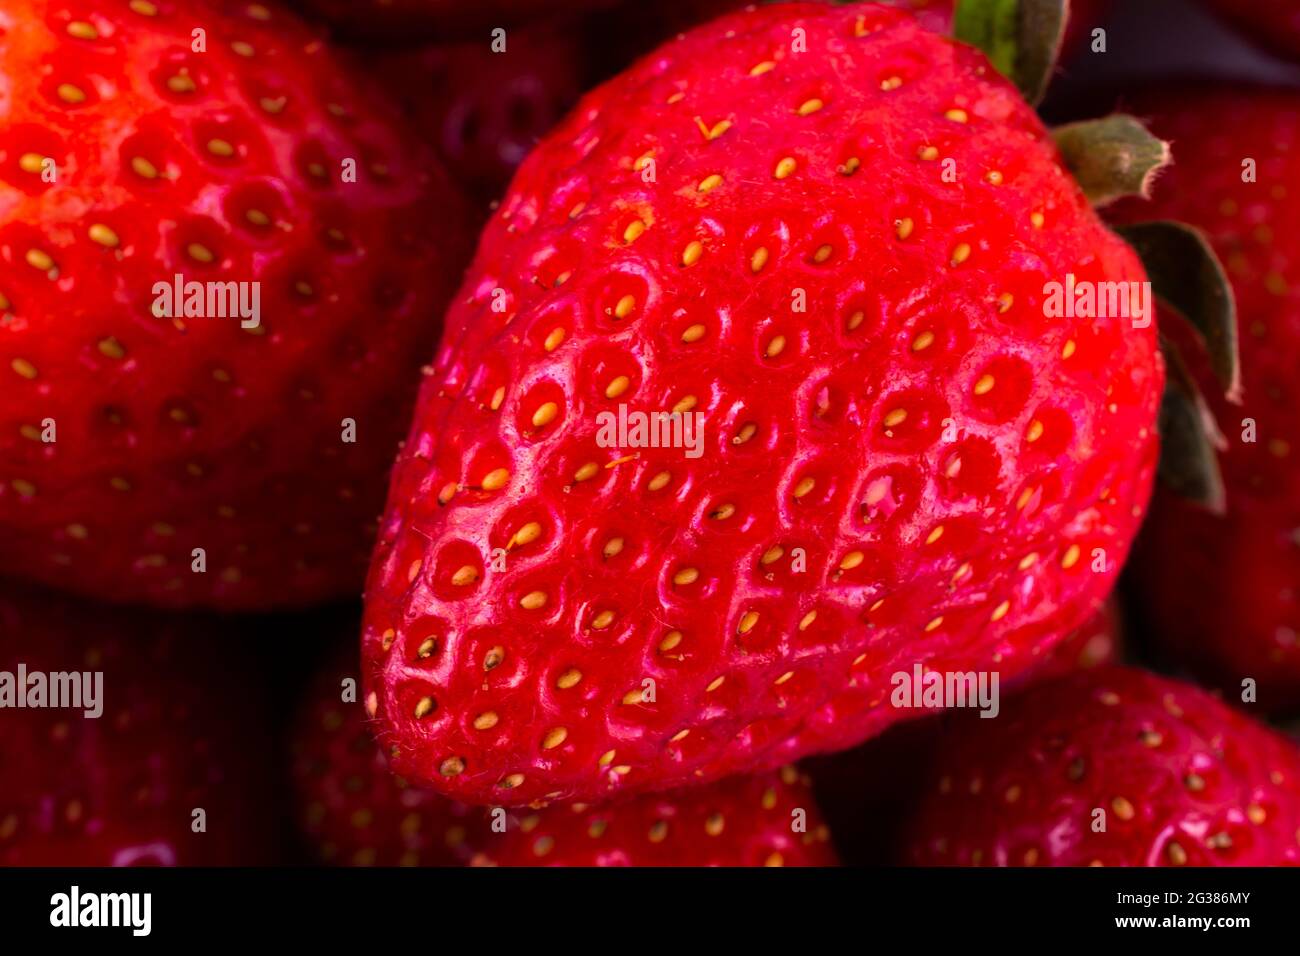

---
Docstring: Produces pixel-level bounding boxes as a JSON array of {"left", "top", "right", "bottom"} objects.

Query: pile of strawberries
[{"left": 2, "top": 0, "right": 1299, "bottom": 868}]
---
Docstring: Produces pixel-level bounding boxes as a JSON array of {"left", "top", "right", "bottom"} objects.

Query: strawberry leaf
[
  {"left": 1116, "top": 221, "right": 1241, "bottom": 404},
  {"left": 953, "top": 0, "right": 1068, "bottom": 104},
  {"left": 1157, "top": 337, "right": 1227, "bottom": 515},
  {"left": 1052, "top": 114, "right": 1172, "bottom": 207}
]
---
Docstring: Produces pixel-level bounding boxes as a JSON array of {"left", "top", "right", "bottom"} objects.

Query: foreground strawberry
[
  {"left": 368, "top": 26, "right": 584, "bottom": 208},
  {"left": 362, "top": 1, "right": 1163, "bottom": 806},
  {"left": 1201, "top": 1, "right": 1300, "bottom": 60},
  {"left": 293, "top": 637, "right": 833, "bottom": 866},
  {"left": 0, "top": 0, "right": 470, "bottom": 609},
  {"left": 904, "top": 666, "right": 1300, "bottom": 866},
  {"left": 1111, "top": 89, "right": 1300, "bottom": 712},
  {"left": 0, "top": 586, "right": 277, "bottom": 865},
  {"left": 479, "top": 765, "right": 836, "bottom": 866}
]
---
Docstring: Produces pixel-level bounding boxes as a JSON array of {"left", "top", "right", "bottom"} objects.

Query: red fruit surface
[
  {"left": 1111, "top": 89, "right": 1300, "bottom": 712},
  {"left": 362, "top": 1, "right": 1162, "bottom": 806},
  {"left": 369, "top": 27, "right": 584, "bottom": 206},
  {"left": 1202, "top": 0, "right": 1300, "bottom": 59},
  {"left": 291, "top": 641, "right": 490, "bottom": 866},
  {"left": 481, "top": 765, "right": 836, "bottom": 866},
  {"left": 0, "top": 0, "right": 470, "bottom": 609},
  {"left": 905, "top": 667, "right": 1300, "bottom": 866},
  {"left": 0, "top": 586, "right": 277, "bottom": 865}
]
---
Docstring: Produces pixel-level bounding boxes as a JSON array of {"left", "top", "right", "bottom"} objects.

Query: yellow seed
[
  {"left": 951, "top": 242, "right": 972, "bottom": 266},
  {"left": 613, "top": 294, "right": 636, "bottom": 319},
  {"left": 847, "top": 310, "right": 865, "bottom": 331},
  {"left": 709, "top": 503, "right": 735, "bottom": 520},
  {"left": 792, "top": 476, "right": 815, "bottom": 498},
  {"left": 881, "top": 76, "right": 903, "bottom": 91},
  {"left": 774, "top": 157, "right": 797, "bottom": 179},
  {"left": 556, "top": 669, "right": 582, "bottom": 690},
  {"left": 799, "top": 611, "right": 817, "bottom": 630},
  {"left": 812, "top": 244, "right": 832, "bottom": 263},
  {"left": 131, "top": 0, "right": 159, "bottom": 14},
  {"left": 973, "top": 374, "right": 995, "bottom": 396},
  {"left": 1167, "top": 842, "right": 1188, "bottom": 865},
  {"left": 985, "top": 170, "right": 1004, "bottom": 185},
  {"left": 413, "top": 696, "right": 436, "bottom": 719},
  {"left": 765, "top": 335, "right": 787, "bottom": 358},
  {"left": 187, "top": 243, "right": 214, "bottom": 264},
  {"left": 911, "top": 330, "right": 934, "bottom": 352},
  {"left": 473, "top": 711, "right": 499, "bottom": 730},
  {"left": 997, "top": 292, "right": 1015, "bottom": 313},
  {"left": 681, "top": 323, "right": 706, "bottom": 343},
  {"left": 918, "top": 145, "right": 939, "bottom": 161},
  {"left": 895, "top": 217, "right": 914, "bottom": 240},
  {"left": 1111, "top": 796, "right": 1135, "bottom": 821},
  {"left": 88, "top": 224, "right": 120, "bottom": 248},
  {"left": 883, "top": 408, "right": 907, "bottom": 428},
  {"left": 19, "top": 153, "right": 45, "bottom": 174},
  {"left": 750, "top": 247, "right": 770, "bottom": 272},
  {"left": 67, "top": 21, "right": 99, "bottom": 39},
  {"left": 542, "top": 727, "right": 568, "bottom": 750},
  {"left": 673, "top": 567, "right": 699, "bottom": 586},
  {"left": 622, "top": 689, "right": 645, "bottom": 706},
  {"left": 737, "top": 611, "right": 759, "bottom": 634},
  {"left": 544, "top": 327, "right": 566, "bottom": 351},
  {"left": 925, "top": 616, "right": 944, "bottom": 632},
  {"left": 245, "top": 208, "right": 270, "bottom": 227},
  {"left": 519, "top": 590, "right": 547, "bottom": 610},
  {"left": 98, "top": 337, "right": 125, "bottom": 359},
  {"left": 1061, "top": 544, "right": 1081, "bottom": 569},
  {"left": 926, "top": 525, "right": 944, "bottom": 545},
  {"left": 450, "top": 565, "right": 478, "bottom": 587},
  {"left": 573, "top": 462, "right": 599, "bottom": 482},
  {"left": 840, "top": 551, "right": 864, "bottom": 570},
  {"left": 681, "top": 240, "right": 704, "bottom": 267},
  {"left": 439, "top": 757, "right": 465, "bottom": 777},
  {"left": 11, "top": 480, "right": 36, "bottom": 498},
  {"left": 1062, "top": 339, "right": 1077, "bottom": 359},
  {"left": 1248, "top": 804, "right": 1267, "bottom": 825},
  {"left": 670, "top": 729, "right": 691, "bottom": 742},
  {"left": 481, "top": 468, "right": 509, "bottom": 491},
  {"left": 733, "top": 422, "right": 757, "bottom": 444},
  {"left": 945, "top": 108, "right": 969, "bottom": 123},
  {"left": 797, "top": 98, "right": 824, "bottom": 116},
  {"left": 26, "top": 249, "right": 54, "bottom": 272},
  {"left": 1018, "top": 553, "right": 1039, "bottom": 571},
  {"left": 991, "top": 600, "right": 1011, "bottom": 622},
  {"left": 1026, "top": 420, "right": 1044, "bottom": 443},
  {"left": 207, "top": 138, "right": 235, "bottom": 158},
  {"left": 231, "top": 41, "right": 255, "bottom": 57},
  {"left": 698, "top": 174, "right": 723, "bottom": 192},
  {"left": 750, "top": 60, "right": 776, "bottom": 76},
  {"left": 57, "top": 83, "right": 87, "bottom": 104},
  {"left": 623, "top": 220, "right": 646, "bottom": 243},
  {"left": 604, "top": 375, "right": 630, "bottom": 399},
  {"left": 591, "top": 610, "right": 615, "bottom": 629},
  {"left": 509, "top": 522, "right": 542, "bottom": 549},
  {"left": 531, "top": 402, "right": 558, "bottom": 429},
  {"left": 671, "top": 395, "right": 696, "bottom": 414},
  {"left": 647, "top": 471, "right": 671, "bottom": 492},
  {"left": 761, "top": 546, "right": 784, "bottom": 566},
  {"left": 706, "top": 676, "right": 725, "bottom": 692},
  {"left": 1030, "top": 211, "right": 1046, "bottom": 229},
  {"left": 839, "top": 156, "right": 861, "bottom": 175}
]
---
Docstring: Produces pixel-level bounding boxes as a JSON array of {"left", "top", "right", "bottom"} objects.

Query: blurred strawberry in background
[
  {"left": 0, "top": 586, "right": 278, "bottom": 865},
  {"left": 1111, "top": 88, "right": 1300, "bottom": 714}
]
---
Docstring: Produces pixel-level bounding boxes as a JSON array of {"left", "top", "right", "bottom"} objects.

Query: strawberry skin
[
  {"left": 368, "top": 26, "right": 583, "bottom": 207},
  {"left": 292, "top": 639, "right": 833, "bottom": 866},
  {"left": 0, "top": 585, "right": 277, "bottom": 865},
  {"left": 480, "top": 766, "right": 836, "bottom": 866},
  {"left": 905, "top": 667, "right": 1300, "bottom": 866},
  {"left": 362, "top": 1, "right": 1162, "bottom": 806},
  {"left": 1110, "top": 89, "right": 1300, "bottom": 711},
  {"left": 0, "top": 0, "right": 470, "bottom": 610},
  {"left": 291, "top": 640, "right": 490, "bottom": 866}
]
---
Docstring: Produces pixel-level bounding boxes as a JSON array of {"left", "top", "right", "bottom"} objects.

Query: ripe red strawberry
[
  {"left": 291, "top": 639, "right": 490, "bottom": 866},
  {"left": 367, "top": 26, "right": 584, "bottom": 207},
  {"left": 904, "top": 666, "right": 1300, "bottom": 866},
  {"left": 1201, "top": 0, "right": 1300, "bottom": 59},
  {"left": 0, "top": 0, "right": 470, "bottom": 609},
  {"left": 479, "top": 765, "right": 836, "bottom": 866},
  {"left": 362, "top": 1, "right": 1163, "bottom": 806},
  {"left": 0, "top": 585, "right": 277, "bottom": 865},
  {"left": 292, "top": 637, "right": 833, "bottom": 866},
  {"left": 1110, "top": 89, "right": 1300, "bottom": 711}
]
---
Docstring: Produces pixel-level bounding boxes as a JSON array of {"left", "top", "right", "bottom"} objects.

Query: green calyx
[{"left": 953, "top": 0, "right": 1068, "bottom": 104}]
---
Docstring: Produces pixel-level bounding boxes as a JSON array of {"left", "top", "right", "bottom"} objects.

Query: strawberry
[
  {"left": 0, "top": 585, "right": 278, "bottom": 865},
  {"left": 904, "top": 666, "right": 1300, "bottom": 866},
  {"left": 1201, "top": 0, "right": 1300, "bottom": 60},
  {"left": 478, "top": 765, "right": 836, "bottom": 866},
  {"left": 1109, "top": 89, "right": 1300, "bottom": 711},
  {"left": 361, "top": 1, "right": 1163, "bottom": 806},
  {"left": 367, "top": 26, "right": 584, "bottom": 207},
  {"left": 291, "top": 637, "right": 490, "bottom": 866},
  {"left": 292, "top": 634, "right": 833, "bottom": 866},
  {"left": 0, "top": 0, "right": 471, "bottom": 609}
]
